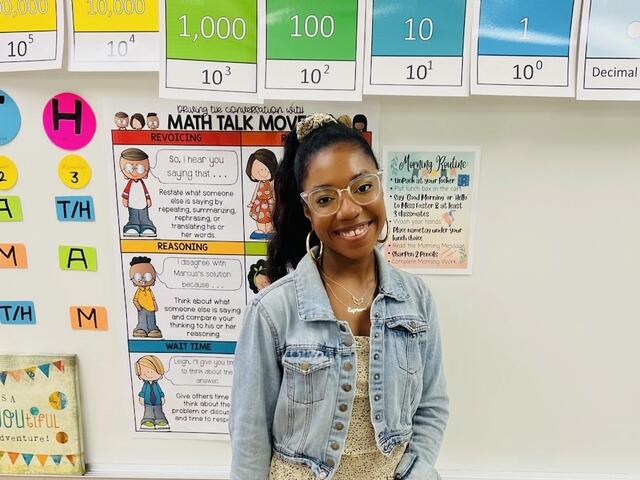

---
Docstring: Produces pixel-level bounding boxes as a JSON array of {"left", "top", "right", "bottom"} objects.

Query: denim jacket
[{"left": 229, "top": 247, "right": 449, "bottom": 480}]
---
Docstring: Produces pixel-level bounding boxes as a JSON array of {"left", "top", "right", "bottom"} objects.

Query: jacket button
[
  {"left": 374, "top": 394, "right": 381, "bottom": 401},
  {"left": 374, "top": 312, "right": 380, "bottom": 318},
  {"left": 300, "top": 361, "right": 310, "bottom": 372},
  {"left": 374, "top": 373, "right": 380, "bottom": 381},
  {"left": 375, "top": 414, "right": 381, "bottom": 421},
  {"left": 335, "top": 422, "right": 344, "bottom": 431},
  {"left": 343, "top": 362, "right": 353, "bottom": 371},
  {"left": 374, "top": 332, "right": 379, "bottom": 338},
  {"left": 373, "top": 353, "right": 380, "bottom": 360},
  {"left": 410, "top": 321, "right": 416, "bottom": 329},
  {"left": 342, "top": 384, "right": 352, "bottom": 392},
  {"left": 339, "top": 403, "right": 348, "bottom": 412},
  {"left": 331, "top": 442, "right": 340, "bottom": 450},
  {"left": 343, "top": 337, "right": 353, "bottom": 347},
  {"left": 326, "top": 458, "right": 335, "bottom": 467},
  {"left": 320, "top": 471, "right": 329, "bottom": 478}
]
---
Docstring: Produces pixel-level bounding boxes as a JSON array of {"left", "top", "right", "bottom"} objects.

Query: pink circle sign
[{"left": 42, "top": 92, "right": 96, "bottom": 151}]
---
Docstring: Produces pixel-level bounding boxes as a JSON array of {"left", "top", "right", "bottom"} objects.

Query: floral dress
[
  {"left": 268, "top": 336, "right": 406, "bottom": 480},
  {"left": 249, "top": 180, "right": 275, "bottom": 224}
]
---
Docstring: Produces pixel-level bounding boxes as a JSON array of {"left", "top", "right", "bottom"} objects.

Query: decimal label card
[
  {"left": 160, "top": 0, "right": 259, "bottom": 102},
  {"left": 0, "top": 0, "right": 63, "bottom": 71},
  {"left": 471, "top": 0, "right": 582, "bottom": 96},
  {"left": 364, "top": 0, "right": 471, "bottom": 96},
  {"left": 578, "top": 0, "right": 640, "bottom": 100},
  {"left": 68, "top": 0, "right": 159, "bottom": 71},
  {"left": 260, "top": 0, "right": 365, "bottom": 101}
]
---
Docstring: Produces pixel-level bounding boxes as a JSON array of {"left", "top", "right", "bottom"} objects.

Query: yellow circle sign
[
  {"left": 58, "top": 154, "right": 92, "bottom": 189},
  {"left": 0, "top": 155, "right": 18, "bottom": 190}
]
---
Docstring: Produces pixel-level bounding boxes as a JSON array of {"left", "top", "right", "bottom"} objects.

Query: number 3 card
[
  {"left": 577, "top": 0, "right": 640, "bottom": 100},
  {"left": 259, "top": 0, "right": 365, "bottom": 101},
  {"left": 471, "top": 0, "right": 582, "bottom": 97},
  {"left": 364, "top": 0, "right": 472, "bottom": 96},
  {"left": 160, "top": 0, "right": 259, "bottom": 102},
  {"left": 68, "top": 0, "right": 159, "bottom": 71},
  {"left": 0, "top": 0, "right": 64, "bottom": 71}
]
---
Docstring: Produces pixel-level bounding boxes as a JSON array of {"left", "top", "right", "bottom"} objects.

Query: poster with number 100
[
  {"left": 471, "top": 0, "right": 583, "bottom": 97},
  {"left": 160, "top": 0, "right": 259, "bottom": 103},
  {"left": 364, "top": 0, "right": 472, "bottom": 96},
  {"left": 259, "top": 0, "right": 365, "bottom": 101}
]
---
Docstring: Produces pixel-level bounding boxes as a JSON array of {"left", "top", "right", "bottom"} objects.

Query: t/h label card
[
  {"left": 471, "top": 0, "right": 582, "bottom": 97},
  {"left": 364, "top": 0, "right": 471, "bottom": 96},
  {"left": 259, "top": 0, "right": 365, "bottom": 101},
  {"left": 67, "top": 0, "right": 159, "bottom": 71},
  {"left": 160, "top": 0, "right": 259, "bottom": 102},
  {"left": 0, "top": 0, "right": 63, "bottom": 71},
  {"left": 578, "top": 0, "right": 640, "bottom": 100}
]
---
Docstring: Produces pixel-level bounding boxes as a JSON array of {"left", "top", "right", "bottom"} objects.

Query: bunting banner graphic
[{"left": 0, "top": 360, "right": 64, "bottom": 384}]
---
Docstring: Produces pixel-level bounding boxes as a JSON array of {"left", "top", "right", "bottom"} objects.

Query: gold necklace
[
  {"left": 320, "top": 269, "right": 375, "bottom": 307},
  {"left": 324, "top": 281, "right": 375, "bottom": 315}
]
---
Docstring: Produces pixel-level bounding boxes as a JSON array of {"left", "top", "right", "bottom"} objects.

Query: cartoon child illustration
[
  {"left": 135, "top": 355, "right": 169, "bottom": 430},
  {"left": 352, "top": 114, "right": 368, "bottom": 134},
  {"left": 130, "top": 256, "right": 162, "bottom": 339},
  {"left": 146, "top": 113, "right": 160, "bottom": 130},
  {"left": 114, "top": 112, "right": 129, "bottom": 130},
  {"left": 336, "top": 114, "right": 352, "bottom": 128},
  {"left": 246, "top": 148, "right": 278, "bottom": 240},
  {"left": 247, "top": 259, "right": 271, "bottom": 294},
  {"left": 120, "top": 147, "right": 157, "bottom": 237},
  {"left": 130, "top": 113, "right": 145, "bottom": 130}
]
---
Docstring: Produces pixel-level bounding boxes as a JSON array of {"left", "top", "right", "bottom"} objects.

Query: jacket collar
[{"left": 293, "top": 247, "right": 410, "bottom": 322}]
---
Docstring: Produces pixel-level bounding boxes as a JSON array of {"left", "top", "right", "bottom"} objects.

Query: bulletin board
[{"left": 2, "top": 0, "right": 640, "bottom": 479}]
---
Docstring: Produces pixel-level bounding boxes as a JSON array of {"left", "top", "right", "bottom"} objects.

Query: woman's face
[{"left": 302, "top": 143, "right": 385, "bottom": 262}]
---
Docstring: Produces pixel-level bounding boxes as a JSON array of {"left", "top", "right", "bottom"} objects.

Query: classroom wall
[{"left": 2, "top": 69, "right": 640, "bottom": 478}]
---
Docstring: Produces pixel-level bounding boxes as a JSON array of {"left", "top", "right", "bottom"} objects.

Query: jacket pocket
[
  {"left": 282, "top": 348, "right": 333, "bottom": 405},
  {"left": 386, "top": 317, "right": 428, "bottom": 375}
]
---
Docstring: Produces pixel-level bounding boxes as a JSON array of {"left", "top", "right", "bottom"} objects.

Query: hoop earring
[
  {"left": 306, "top": 230, "right": 324, "bottom": 262},
  {"left": 377, "top": 219, "right": 389, "bottom": 244}
]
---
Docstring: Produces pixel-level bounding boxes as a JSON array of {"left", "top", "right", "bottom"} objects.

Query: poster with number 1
[
  {"left": 160, "top": 0, "right": 260, "bottom": 103},
  {"left": 0, "top": 0, "right": 64, "bottom": 71},
  {"left": 471, "top": 0, "right": 583, "bottom": 97},
  {"left": 259, "top": 0, "right": 366, "bottom": 101},
  {"left": 67, "top": 0, "right": 159, "bottom": 71}
]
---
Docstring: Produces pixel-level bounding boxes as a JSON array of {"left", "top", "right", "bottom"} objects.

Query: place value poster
[{"left": 383, "top": 146, "right": 480, "bottom": 275}]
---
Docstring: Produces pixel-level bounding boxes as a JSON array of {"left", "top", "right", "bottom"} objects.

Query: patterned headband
[{"left": 296, "top": 113, "right": 338, "bottom": 141}]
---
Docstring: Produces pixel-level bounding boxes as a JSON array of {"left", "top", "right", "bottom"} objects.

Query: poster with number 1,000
[
  {"left": 160, "top": 0, "right": 259, "bottom": 102},
  {"left": 260, "top": 0, "right": 365, "bottom": 101}
]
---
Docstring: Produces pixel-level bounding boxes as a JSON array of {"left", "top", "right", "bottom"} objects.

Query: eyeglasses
[{"left": 300, "top": 170, "right": 383, "bottom": 216}]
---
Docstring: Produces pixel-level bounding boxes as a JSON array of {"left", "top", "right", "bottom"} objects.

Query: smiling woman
[{"left": 229, "top": 114, "right": 449, "bottom": 480}]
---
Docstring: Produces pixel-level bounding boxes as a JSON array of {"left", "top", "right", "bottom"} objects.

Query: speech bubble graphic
[
  {"left": 156, "top": 257, "right": 243, "bottom": 291},
  {"left": 150, "top": 149, "right": 239, "bottom": 185},
  {"left": 164, "top": 356, "right": 234, "bottom": 386}
]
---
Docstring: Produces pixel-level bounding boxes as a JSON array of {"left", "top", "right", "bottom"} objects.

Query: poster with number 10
[
  {"left": 577, "top": 0, "right": 640, "bottom": 100},
  {"left": 364, "top": 0, "right": 472, "bottom": 96},
  {"left": 0, "top": 0, "right": 64, "bottom": 71},
  {"left": 471, "top": 0, "right": 583, "bottom": 97},
  {"left": 67, "top": 0, "right": 159, "bottom": 71},
  {"left": 259, "top": 0, "right": 366, "bottom": 101},
  {"left": 160, "top": 0, "right": 260, "bottom": 102}
]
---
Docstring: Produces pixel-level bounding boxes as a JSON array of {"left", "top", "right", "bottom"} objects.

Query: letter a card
[
  {"left": 577, "top": 0, "right": 640, "bottom": 100},
  {"left": 471, "top": 0, "right": 583, "bottom": 97}
]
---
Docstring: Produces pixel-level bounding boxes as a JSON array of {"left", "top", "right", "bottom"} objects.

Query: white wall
[{"left": 1, "top": 69, "right": 639, "bottom": 477}]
